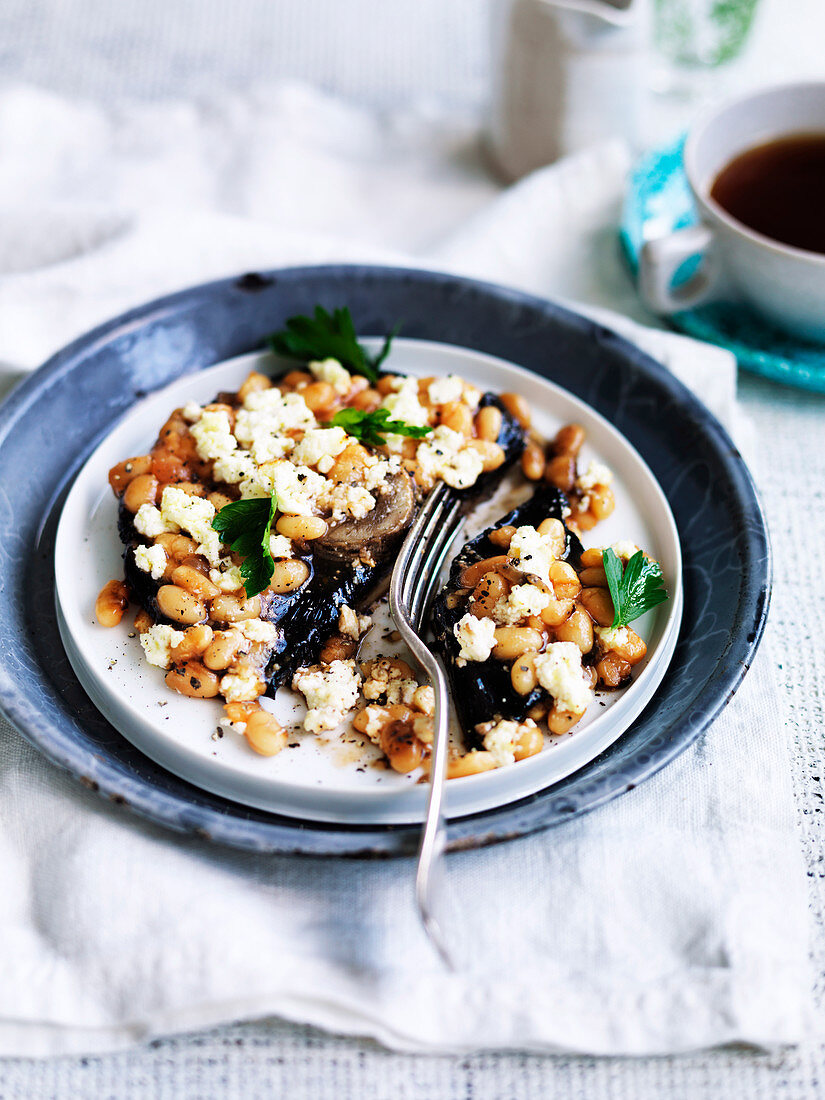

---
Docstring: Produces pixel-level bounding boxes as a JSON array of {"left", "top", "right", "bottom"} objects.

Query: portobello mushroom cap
[
  {"left": 313, "top": 469, "right": 416, "bottom": 564},
  {"left": 431, "top": 484, "right": 583, "bottom": 747}
]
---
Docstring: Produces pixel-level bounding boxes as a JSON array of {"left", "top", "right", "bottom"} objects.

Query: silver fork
[{"left": 389, "top": 482, "right": 465, "bottom": 969}]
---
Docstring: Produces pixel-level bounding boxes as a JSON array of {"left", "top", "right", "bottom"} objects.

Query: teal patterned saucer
[{"left": 621, "top": 136, "right": 825, "bottom": 394}]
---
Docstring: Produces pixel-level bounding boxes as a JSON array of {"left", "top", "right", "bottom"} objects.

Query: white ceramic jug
[{"left": 488, "top": 0, "right": 648, "bottom": 181}]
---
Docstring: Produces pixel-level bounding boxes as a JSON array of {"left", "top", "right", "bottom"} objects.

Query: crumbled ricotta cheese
[
  {"left": 596, "top": 625, "right": 632, "bottom": 650},
  {"left": 427, "top": 375, "right": 464, "bottom": 406},
  {"left": 134, "top": 504, "right": 178, "bottom": 539},
  {"left": 480, "top": 718, "right": 539, "bottom": 767},
  {"left": 220, "top": 667, "right": 265, "bottom": 703},
  {"left": 534, "top": 642, "right": 592, "bottom": 715},
  {"left": 140, "top": 624, "right": 185, "bottom": 669},
  {"left": 362, "top": 658, "right": 419, "bottom": 706},
  {"left": 491, "top": 583, "right": 550, "bottom": 626},
  {"left": 453, "top": 613, "right": 497, "bottom": 664},
  {"left": 362, "top": 704, "right": 388, "bottom": 744},
  {"left": 292, "top": 426, "right": 349, "bottom": 468},
  {"left": 209, "top": 564, "right": 245, "bottom": 593},
  {"left": 182, "top": 400, "right": 204, "bottom": 423},
  {"left": 609, "top": 541, "right": 640, "bottom": 563},
  {"left": 361, "top": 453, "right": 399, "bottom": 491},
  {"left": 507, "top": 525, "right": 557, "bottom": 587},
  {"left": 212, "top": 450, "right": 257, "bottom": 485},
  {"left": 380, "top": 377, "right": 430, "bottom": 451},
  {"left": 237, "top": 619, "right": 280, "bottom": 644},
  {"left": 309, "top": 358, "right": 352, "bottom": 396},
  {"left": 317, "top": 455, "right": 335, "bottom": 474},
  {"left": 292, "top": 660, "right": 362, "bottom": 733},
  {"left": 414, "top": 425, "right": 484, "bottom": 490},
  {"left": 190, "top": 408, "right": 237, "bottom": 463},
  {"left": 234, "top": 390, "right": 316, "bottom": 464},
  {"left": 338, "top": 605, "right": 371, "bottom": 640},
  {"left": 252, "top": 460, "right": 326, "bottom": 516},
  {"left": 268, "top": 534, "right": 294, "bottom": 559},
  {"left": 576, "top": 460, "right": 613, "bottom": 491},
  {"left": 133, "top": 543, "right": 167, "bottom": 580},
  {"left": 160, "top": 486, "right": 222, "bottom": 565},
  {"left": 319, "top": 481, "right": 376, "bottom": 521}
]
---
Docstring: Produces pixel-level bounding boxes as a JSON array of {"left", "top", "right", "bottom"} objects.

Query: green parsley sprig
[
  {"left": 326, "top": 407, "right": 432, "bottom": 448},
  {"left": 603, "top": 548, "right": 669, "bottom": 629},
  {"left": 267, "top": 305, "right": 398, "bottom": 385},
  {"left": 211, "top": 489, "right": 279, "bottom": 599}
]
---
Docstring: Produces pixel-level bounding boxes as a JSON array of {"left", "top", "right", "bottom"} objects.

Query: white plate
[{"left": 55, "top": 339, "right": 683, "bottom": 824}]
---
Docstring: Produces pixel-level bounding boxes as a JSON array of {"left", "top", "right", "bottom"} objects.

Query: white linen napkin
[{"left": 0, "top": 82, "right": 811, "bottom": 1056}]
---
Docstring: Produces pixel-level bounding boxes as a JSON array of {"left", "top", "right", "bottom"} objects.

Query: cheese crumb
[
  {"left": 577, "top": 460, "right": 613, "bottom": 491},
  {"left": 338, "top": 605, "right": 371, "bottom": 640},
  {"left": 292, "top": 427, "right": 349, "bottom": 468},
  {"left": 414, "top": 425, "right": 484, "bottom": 490},
  {"left": 160, "top": 486, "right": 222, "bottom": 565},
  {"left": 480, "top": 718, "right": 539, "bottom": 767},
  {"left": 309, "top": 358, "right": 352, "bottom": 396},
  {"left": 134, "top": 543, "right": 167, "bottom": 580},
  {"left": 220, "top": 667, "right": 265, "bottom": 703},
  {"left": 237, "top": 619, "right": 280, "bottom": 644},
  {"left": 380, "top": 377, "right": 430, "bottom": 451},
  {"left": 428, "top": 375, "right": 464, "bottom": 406},
  {"left": 596, "top": 625, "right": 632, "bottom": 650},
  {"left": 507, "top": 525, "right": 557, "bottom": 587},
  {"left": 134, "top": 504, "right": 177, "bottom": 539},
  {"left": 292, "top": 660, "right": 362, "bottom": 733},
  {"left": 190, "top": 408, "right": 237, "bottom": 463},
  {"left": 362, "top": 658, "right": 420, "bottom": 706},
  {"left": 268, "top": 534, "right": 294, "bottom": 559},
  {"left": 491, "top": 583, "right": 550, "bottom": 625},
  {"left": 209, "top": 564, "right": 245, "bottom": 593},
  {"left": 140, "top": 624, "right": 185, "bottom": 669},
  {"left": 533, "top": 642, "right": 592, "bottom": 715},
  {"left": 453, "top": 613, "right": 497, "bottom": 664},
  {"left": 609, "top": 541, "right": 640, "bottom": 563}
]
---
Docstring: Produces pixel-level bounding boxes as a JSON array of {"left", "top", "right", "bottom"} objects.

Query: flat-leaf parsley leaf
[
  {"left": 603, "top": 548, "right": 669, "bottom": 628},
  {"left": 211, "top": 490, "right": 279, "bottom": 599},
  {"left": 267, "top": 305, "right": 398, "bottom": 385},
  {"left": 326, "top": 407, "right": 432, "bottom": 448}
]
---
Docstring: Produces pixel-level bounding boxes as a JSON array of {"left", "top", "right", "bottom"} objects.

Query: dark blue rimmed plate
[
  {"left": 0, "top": 265, "right": 770, "bottom": 856},
  {"left": 621, "top": 134, "right": 825, "bottom": 394}
]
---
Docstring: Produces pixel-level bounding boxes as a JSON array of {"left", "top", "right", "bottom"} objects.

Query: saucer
[{"left": 621, "top": 135, "right": 825, "bottom": 394}]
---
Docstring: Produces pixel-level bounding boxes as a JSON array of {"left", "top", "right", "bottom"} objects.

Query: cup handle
[{"left": 639, "top": 224, "right": 719, "bottom": 313}]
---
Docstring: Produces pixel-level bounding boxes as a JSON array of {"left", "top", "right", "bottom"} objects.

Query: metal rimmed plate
[
  {"left": 0, "top": 265, "right": 770, "bottom": 855},
  {"left": 53, "top": 343, "right": 682, "bottom": 825}
]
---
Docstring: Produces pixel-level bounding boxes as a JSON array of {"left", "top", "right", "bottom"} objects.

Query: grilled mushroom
[{"left": 313, "top": 470, "right": 416, "bottom": 564}]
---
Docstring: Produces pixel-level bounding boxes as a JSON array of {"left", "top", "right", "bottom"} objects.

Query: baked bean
[
  {"left": 301, "top": 381, "right": 336, "bottom": 411},
  {"left": 210, "top": 593, "right": 261, "bottom": 622},
  {"left": 95, "top": 579, "right": 130, "bottom": 627},
  {"left": 545, "top": 454, "right": 576, "bottom": 492},
  {"left": 537, "top": 517, "right": 566, "bottom": 558},
  {"left": 499, "top": 392, "right": 531, "bottom": 429},
  {"left": 268, "top": 559, "right": 310, "bottom": 594},
  {"left": 244, "top": 710, "right": 288, "bottom": 756},
  {"left": 493, "top": 626, "right": 544, "bottom": 660},
  {"left": 549, "top": 560, "right": 581, "bottom": 600},
  {"left": 488, "top": 525, "right": 516, "bottom": 549},
  {"left": 596, "top": 652, "right": 632, "bottom": 688},
  {"left": 527, "top": 701, "right": 549, "bottom": 721},
  {"left": 540, "top": 595, "right": 575, "bottom": 628},
  {"left": 223, "top": 700, "right": 260, "bottom": 725},
  {"left": 471, "top": 571, "right": 509, "bottom": 619},
  {"left": 467, "top": 439, "right": 506, "bottom": 472},
  {"left": 328, "top": 441, "right": 369, "bottom": 481},
  {"left": 381, "top": 705, "right": 427, "bottom": 773},
  {"left": 281, "top": 369, "right": 312, "bottom": 389},
  {"left": 521, "top": 441, "right": 545, "bottom": 481},
  {"left": 165, "top": 660, "right": 220, "bottom": 699},
  {"left": 348, "top": 387, "right": 382, "bottom": 412},
  {"left": 123, "top": 473, "right": 159, "bottom": 513},
  {"left": 553, "top": 606, "right": 593, "bottom": 652},
  {"left": 579, "top": 587, "right": 615, "bottom": 627},
  {"left": 157, "top": 584, "right": 208, "bottom": 625},
  {"left": 590, "top": 485, "right": 615, "bottom": 521},
  {"left": 447, "top": 751, "right": 498, "bottom": 778},
  {"left": 514, "top": 723, "right": 544, "bottom": 760},
  {"left": 156, "top": 533, "right": 198, "bottom": 560},
  {"left": 460, "top": 555, "right": 512, "bottom": 589},
  {"left": 554, "top": 423, "right": 585, "bottom": 457},
  {"left": 203, "top": 629, "right": 245, "bottom": 670},
  {"left": 275, "top": 515, "right": 327, "bottom": 540},
  {"left": 172, "top": 624, "right": 214, "bottom": 661},
  {"left": 604, "top": 627, "right": 647, "bottom": 666},
  {"left": 579, "top": 547, "right": 604, "bottom": 569},
  {"left": 475, "top": 405, "right": 503, "bottom": 442},
  {"left": 376, "top": 375, "right": 401, "bottom": 395},
  {"left": 108, "top": 455, "right": 152, "bottom": 495},
  {"left": 441, "top": 401, "right": 473, "bottom": 436},
  {"left": 579, "top": 566, "right": 608, "bottom": 588},
  {"left": 170, "top": 564, "right": 220, "bottom": 601},
  {"left": 319, "top": 635, "right": 357, "bottom": 663},
  {"left": 583, "top": 665, "right": 598, "bottom": 690},
  {"left": 547, "top": 706, "right": 582, "bottom": 735},
  {"left": 238, "top": 371, "right": 272, "bottom": 401},
  {"left": 133, "top": 608, "right": 154, "bottom": 634},
  {"left": 511, "top": 652, "right": 539, "bottom": 695},
  {"left": 208, "top": 491, "right": 235, "bottom": 511},
  {"left": 172, "top": 482, "right": 207, "bottom": 498}
]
